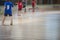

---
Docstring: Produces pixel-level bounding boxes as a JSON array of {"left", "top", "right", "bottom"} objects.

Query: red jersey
[
  {"left": 32, "top": 1, "right": 36, "bottom": 6},
  {"left": 18, "top": 2, "right": 23, "bottom": 9}
]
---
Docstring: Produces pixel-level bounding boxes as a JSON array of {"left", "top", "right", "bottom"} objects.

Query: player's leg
[
  {"left": 20, "top": 8, "right": 23, "bottom": 15},
  {"left": 9, "top": 13, "right": 13, "bottom": 25},
  {"left": 18, "top": 8, "right": 22, "bottom": 16},
  {"left": 2, "top": 16, "right": 6, "bottom": 25},
  {"left": 32, "top": 6, "right": 35, "bottom": 12},
  {"left": 24, "top": 4, "right": 26, "bottom": 12},
  {"left": 18, "top": 8, "right": 20, "bottom": 16},
  {"left": 18, "top": 10, "right": 20, "bottom": 15},
  {"left": 24, "top": 6, "right": 26, "bottom": 12},
  {"left": 18, "top": 9, "right": 21, "bottom": 16},
  {"left": 10, "top": 16, "right": 13, "bottom": 25},
  {"left": 2, "top": 13, "right": 7, "bottom": 25}
]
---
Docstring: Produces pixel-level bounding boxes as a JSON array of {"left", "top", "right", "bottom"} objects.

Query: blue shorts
[{"left": 4, "top": 11, "right": 12, "bottom": 16}]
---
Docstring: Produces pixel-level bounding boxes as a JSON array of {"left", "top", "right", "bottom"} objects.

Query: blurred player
[
  {"left": 17, "top": 0, "right": 23, "bottom": 16},
  {"left": 32, "top": 0, "right": 36, "bottom": 12},
  {"left": 22, "top": 0, "right": 27, "bottom": 12},
  {"left": 2, "top": 0, "right": 13, "bottom": 25}
]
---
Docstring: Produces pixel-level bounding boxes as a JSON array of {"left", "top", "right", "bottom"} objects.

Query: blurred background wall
[{"left": 0, "top": 0, "right": 60, "bottom": 5}]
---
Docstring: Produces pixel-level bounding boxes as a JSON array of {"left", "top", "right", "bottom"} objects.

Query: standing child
[
  {"left": 32, "top": 0, "right": 36, "bottom": 12},
  {"left": 2, "top": 0, "right": 13, "bottom": 25},
  {"left": 17, "top": 0, "right": 23, "bottom": 16}
]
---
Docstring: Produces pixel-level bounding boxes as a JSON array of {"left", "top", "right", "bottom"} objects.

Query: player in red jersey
[
  {"left": 32, "top": 0, "right": 36, "bottom": 12},
  {"left": 17, "top": 0, "right": 23, "bottom": 16}
]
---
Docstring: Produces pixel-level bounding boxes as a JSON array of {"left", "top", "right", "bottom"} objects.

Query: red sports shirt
[
  {"left": 32, "top": 1, "right": 36, "bottom": 6},
  {"left": 18, "top": 2, "right": 23, "bottom": 9}
]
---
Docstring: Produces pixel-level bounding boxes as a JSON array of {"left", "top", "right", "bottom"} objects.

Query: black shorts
[
  {"left": 23, "top": 5, "right": 26, "bottom": 8},
  {"left": 4, "top": 13, "right": 12, "bottom": 16},
  {"left": 23, "top": 2, "right": 26, "bottom": 8},
  {"left": 18, "top": 8, "right": 22, "bottom": 11}
]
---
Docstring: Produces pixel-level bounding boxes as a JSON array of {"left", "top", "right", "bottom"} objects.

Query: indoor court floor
[{"left": 0, "top": 6, "right": 60, "bottom": 40}]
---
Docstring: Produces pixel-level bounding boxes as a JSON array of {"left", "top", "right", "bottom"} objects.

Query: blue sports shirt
[{"left": 4, "top": 1, "right": 13, "bottom": 14}]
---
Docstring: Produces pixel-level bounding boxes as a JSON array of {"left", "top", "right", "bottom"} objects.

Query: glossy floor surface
[{"left": 0, "top": 6, "right": 60, "bottom": 40}]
